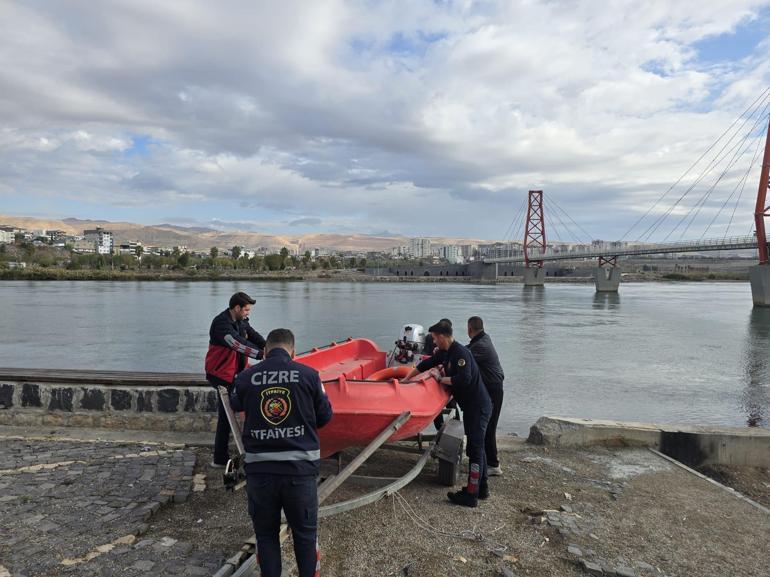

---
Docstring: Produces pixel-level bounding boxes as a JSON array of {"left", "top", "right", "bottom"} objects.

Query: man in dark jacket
[
  {"left": 427, "top": 318, "right": 459, "bottom": 430},
  {"left": 467, "top": 316, "right": 505, "bottom": 476},
  {"left": 205, "top": 291, "right": 266, "bottom": 467},
  {"left": 232, "top": 328, "right": 333, "bottom": 577},
  {"left": 405, "top": 320, "right": 492, "bottom": 507}
]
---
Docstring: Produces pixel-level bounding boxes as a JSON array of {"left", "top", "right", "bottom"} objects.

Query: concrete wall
[
  {"left": 527, "top": 416, "right": 770, "bottom": 468},
  {"left": 368, "top": 262, "right": 581, "bottom": 280},
  {"left": 0, "top": 380, "right": 218, "bottom": 432},
  {"left": 387, "top": 264, "right": 471, "bottom": 278}
]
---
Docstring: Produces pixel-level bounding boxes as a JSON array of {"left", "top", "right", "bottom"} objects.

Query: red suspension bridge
[{"left": 481, "top": 93, "right": 770, "bottom": 305}]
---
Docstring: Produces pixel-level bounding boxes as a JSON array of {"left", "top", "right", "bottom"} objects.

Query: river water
[{"left": 0, "top": 280, "right": 767, "bottom": 435}]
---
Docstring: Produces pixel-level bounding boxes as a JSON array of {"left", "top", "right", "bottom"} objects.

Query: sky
[{"left": 2, "top": 0, "right": 770, "bottom": 242}]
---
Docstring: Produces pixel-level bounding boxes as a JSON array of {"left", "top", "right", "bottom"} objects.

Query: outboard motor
[{"left": 392, "top": 324, "right": 426, "bottom": 364}]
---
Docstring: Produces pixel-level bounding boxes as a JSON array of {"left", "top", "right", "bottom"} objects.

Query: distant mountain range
[{"left": 0, "top": 215, "right": 486, "bottom": 252}]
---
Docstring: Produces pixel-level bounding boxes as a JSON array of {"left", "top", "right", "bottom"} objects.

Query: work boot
[
  {"left": 479, "top": 482, "right": 490, "bottom": 500},
  {"left": 447, "top": 488, "right": 478, "bottom": 508}
]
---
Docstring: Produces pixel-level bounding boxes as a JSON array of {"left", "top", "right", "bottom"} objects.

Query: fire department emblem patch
[
  {"left": 458, "top": 358, "right": 466, "bottom": 367},
  {"left": 260, "top": 387, "right": 291, "bottom": 425}
]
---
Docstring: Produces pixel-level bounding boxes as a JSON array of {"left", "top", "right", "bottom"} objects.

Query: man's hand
[{"left": 402, "top": 367, "right": 420, "bottom": 383}]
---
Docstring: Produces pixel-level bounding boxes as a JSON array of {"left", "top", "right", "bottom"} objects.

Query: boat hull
[{"left": 296, "top": 339, "right": 449, "bottom": 457}]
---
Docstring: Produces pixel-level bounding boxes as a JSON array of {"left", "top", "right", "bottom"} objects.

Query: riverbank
[
  {"left": 0, "top": 268, "right": 750, "bottom": 282},
  {"left": 1, "top": 426, "right": 766, "bottom": 577}
]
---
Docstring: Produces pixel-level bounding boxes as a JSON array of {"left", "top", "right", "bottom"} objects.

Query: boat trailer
[{"left": 214, "top": 387, "right": 465, "bottom": 577}]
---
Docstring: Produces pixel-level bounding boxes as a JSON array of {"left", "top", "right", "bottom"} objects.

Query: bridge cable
[
  {"left": 543, "top": 205, "right": 561, "bottom": 248},
  {"left": 695, "top": 130, "right": 765, "bottom": 240},
  {"left": 544, "top": 197, "right": 581, "bottom": 244},
  {"left": 546, "top": 194, "right": 596, "bottom": 244},
  {"left": 676, "top": 110, "right": 770, "bottom": 240},
  {"left": 668, "top": 106, "right": 770, "bottom": 241},
  {"left": 670, "top": 116, "right": 768, "bottom": 241},
  {"left": 502, "top": 195, "right": 528, "bottom": 242},
  {"left": 544, "top": 197, "right": 585, "bottom": 245},
  {"left": 509, "top": 195, "right": 530, "bottom": 244},
  {"left": 639, "top": 95, "right": 770, "bottom": 242},
  {"left": 640, "top": 96, "right": 770, "bottom": 242},
  {"left": 501, "top": 195, "right": 525, "bottom": 241},
  {"left": 718, "top": 131, "right": 766, "bottom": 239},
  {"left": 619, "top": 86, "right": 770, "bottom": 242},
  {"left": 500, "top": 199, "right": 519, "bottom": 241},
  {"left": 625, "top": 86, "right": 770, "bottom": 242}
]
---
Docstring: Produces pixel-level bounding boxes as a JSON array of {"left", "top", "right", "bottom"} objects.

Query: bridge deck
[{"left": 483, "top": 235, "right": 760, "bottom": 264}]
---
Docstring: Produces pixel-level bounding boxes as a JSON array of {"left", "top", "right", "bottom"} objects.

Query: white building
[
  {"left": 441, "top": 245, "right": 463, "bottom": 264},
  {"left": 459, "top": 244, "right": 478, "bottom": 260},
  {"left": 409, "top": 237, "right": 432, "bottom": 259},
  {"left": 72, "top": 239, "right": 96, "bottom": 253},
  {"left": 477, "top": 242, "right": 523, "bottom": 259},
  {"left": 390, "top": 246, "right": 409, "bottom": 258},
  {"left": 84, "top": 227, "right": 114, "bottom": 255},
  {"left": 0, "top": 226, "right": 15, "bottom": 244},
  {"left": 117, "top": 241, "right": 144, "bottom": 255}
]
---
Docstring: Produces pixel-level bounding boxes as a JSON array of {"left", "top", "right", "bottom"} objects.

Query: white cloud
[{"left": 1, "top": 0, "right": 769, "bottom": 239}]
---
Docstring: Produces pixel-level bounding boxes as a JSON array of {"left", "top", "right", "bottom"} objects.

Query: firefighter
[
  {"left": 232, "top": 328, "right": 333, "bottom": 577},
  {"left": 406, "top": 320, "right": 492, "bottom": 506},
  {"left": 204, "top": 291, "right": 265, "bottom": 467},
  {"left": 467, "top": 316, "right": 505, "bottom": 476}
]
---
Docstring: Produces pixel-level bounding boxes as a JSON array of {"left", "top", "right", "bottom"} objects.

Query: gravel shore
[{"left": 1, "top": 429, "right": 766, "bottom": 577}]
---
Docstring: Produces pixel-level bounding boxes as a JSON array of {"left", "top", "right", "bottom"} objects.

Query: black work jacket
[
  {"left": 205, "top": 309, "right": 266, "bottom": 387},
  {"left": 232, "top": 348, "right": 333, "bottom": 476},
  {"left": 468, "top": 331, "right": 505, "bottom": 391},
  {"left": 416, "top": 340, "right": 491, "bottom": 412}
]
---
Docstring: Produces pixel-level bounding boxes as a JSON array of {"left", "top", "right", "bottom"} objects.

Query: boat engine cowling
[{"left": 392, "top": 323, "right": 426, "bottom": 364}]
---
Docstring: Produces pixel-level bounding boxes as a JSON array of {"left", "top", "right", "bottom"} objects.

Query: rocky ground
[
  {"left": 306, "top": 443, "right": 768, "bottom": 577},
  {"left": 0, "top": 429, "right": 767, "bottom": 577}
]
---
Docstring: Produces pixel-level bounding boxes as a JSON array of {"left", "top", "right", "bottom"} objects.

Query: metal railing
[{"left": 482, "top": 235, "right": 759, "bottom": 264}]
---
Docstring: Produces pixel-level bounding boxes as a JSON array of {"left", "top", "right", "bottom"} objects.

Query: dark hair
[
  {"left": 467, "top": 316, "right": 484, "bottom": 332},
  {"left": 439, "top": 318, "right": 453, "bottom": 327},
  {"left": 266, "top": 328, "right": 295, "bottom": 349},
  {"left": 428, "top": 320, "right": 453, "bottom": 336},
  {"left": 229, "top": 291, "right": 256, "bottom": 309}
]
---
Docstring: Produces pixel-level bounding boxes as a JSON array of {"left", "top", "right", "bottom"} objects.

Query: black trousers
[
  {"left": 213, "top": 392, "right": 232, "bottom": 465},
  {"left": 247, "top": 474, "right": 319, "bottom": 577},
  {"left": 462, "top": 402, "right": 490, "bottom": 490},
  {"left": 485, "top": 386, "right": 504, "bottom": 468}
]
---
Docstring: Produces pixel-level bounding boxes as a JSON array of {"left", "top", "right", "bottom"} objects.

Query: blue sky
[
  {"left": 1, "top": 1, "right": 770, "bottom": 242},
  {"left": 694, "top": 9, "right": 770, "bottom": 63}
]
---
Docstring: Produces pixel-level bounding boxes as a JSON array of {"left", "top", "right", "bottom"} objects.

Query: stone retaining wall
[{"left": 0, "top": 381, "right": 218, "bottom": 432}]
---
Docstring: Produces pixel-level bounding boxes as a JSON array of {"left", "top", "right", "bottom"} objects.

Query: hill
[{"left": 0, "top": 215, "right": 487, "bottom": 252}]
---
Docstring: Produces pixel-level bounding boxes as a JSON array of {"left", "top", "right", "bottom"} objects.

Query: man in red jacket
[{"left": 205, "top": 291, "right": 266, "bottom": 467}]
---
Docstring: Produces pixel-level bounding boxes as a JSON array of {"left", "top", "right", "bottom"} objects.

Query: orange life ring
[{"left": 366, "top": 365, "right": 413, "bottom": 381}]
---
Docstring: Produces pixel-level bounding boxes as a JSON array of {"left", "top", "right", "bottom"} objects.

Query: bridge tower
[
  {"left": 750, "top": 117, "right": 770, "bottom": 306},
  {"left": 523, "top": 190, "right": 547, "bottom": 286}
]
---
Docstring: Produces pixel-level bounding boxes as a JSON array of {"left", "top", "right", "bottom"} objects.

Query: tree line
[{"left": 0, "top": 242, "right": 367, "bottom": 272}]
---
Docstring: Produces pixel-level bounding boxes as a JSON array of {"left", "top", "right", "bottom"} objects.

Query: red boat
[{"left": 296, "top": 338, "right": 450, "bottom": 458}]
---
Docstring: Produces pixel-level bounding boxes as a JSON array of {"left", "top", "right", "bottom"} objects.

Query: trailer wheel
[{"left": 438, "top": 457, "right": 459, "bottom": 486}]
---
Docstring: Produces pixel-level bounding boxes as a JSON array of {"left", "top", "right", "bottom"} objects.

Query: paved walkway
[{"left": 0, "top": 435, "right": 221, "bottom": 577}]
